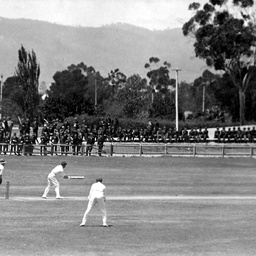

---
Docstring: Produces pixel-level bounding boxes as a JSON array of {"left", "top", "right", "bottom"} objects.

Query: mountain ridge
[{"left": 0, "top": 17, "right": 208, "bottom": 85}]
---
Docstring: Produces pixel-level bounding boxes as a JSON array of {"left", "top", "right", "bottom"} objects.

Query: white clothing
[
  {"left": 0, "top": 164, "right": 4, "bottom": 175},
  {"left": 81, "top": 182, "right": 107, "bottom": 225},
  {"left": 88, "top": 181, "right": 106, "bottom": 200},
  {"left": 42, "top": 165, "right": 65, "bottom": 198},
  {"left": 49, "top": 165, "right": 64, "bottom": 177}
]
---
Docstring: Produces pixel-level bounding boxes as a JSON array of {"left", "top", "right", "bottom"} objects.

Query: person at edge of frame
[{"left": 0, "top": 158, "right": 6, "bottom": 185}]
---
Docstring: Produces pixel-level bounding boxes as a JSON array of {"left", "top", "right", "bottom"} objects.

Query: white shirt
[
  {"left": 0, "top": 164, "right": 4, "bottom": 175},
  {"left": 88, "top": 182, "right": 106, "bottom": 199},
  {"left": 49, "top": 165, "right": 64, "bottom": 177}
]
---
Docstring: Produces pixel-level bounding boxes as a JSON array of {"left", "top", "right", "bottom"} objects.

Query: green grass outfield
[{"left": 1, "top": 155, "right": 256, "bottom": 256}]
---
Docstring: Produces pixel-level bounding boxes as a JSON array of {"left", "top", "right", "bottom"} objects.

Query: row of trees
[{"left": 2, "top": 0, "right": 256, "bottom": 126}]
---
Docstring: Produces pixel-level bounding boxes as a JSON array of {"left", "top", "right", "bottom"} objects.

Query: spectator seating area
[
  {"left": 213, "top": 126, "right": 256, "bottom": 143},
  {"left": 0, "top": 117, "right": 255, "bottom": 156}
]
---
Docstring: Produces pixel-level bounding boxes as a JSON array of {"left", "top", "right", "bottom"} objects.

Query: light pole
[
  {"left": 172, "top": 68, "right": 181, "bottom": 131},
  {"left": 202, "top": 83, "right": 206, "bottom": 113},
  {"left": 92, "top": 71, "right": 97, "bottom": 108},
  {"left": 94, "top": 76, "right": 97, "bottom": 107},
  {"left": 202, "top": 81, "right": 210, "bottom": 113}
]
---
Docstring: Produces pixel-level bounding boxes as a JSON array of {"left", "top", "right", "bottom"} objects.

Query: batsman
[{"left": 42, "top": 161, "right": 69, "bottom": 199}]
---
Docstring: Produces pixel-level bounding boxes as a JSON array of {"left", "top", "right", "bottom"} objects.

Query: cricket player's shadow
[{"left": 80, "top": 224, "right": 113, "bottom": 228}]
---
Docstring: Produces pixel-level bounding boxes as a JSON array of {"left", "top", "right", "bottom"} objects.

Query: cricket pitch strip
[{"left": 3, "top": 195, "right": 256, "bottom": 201}]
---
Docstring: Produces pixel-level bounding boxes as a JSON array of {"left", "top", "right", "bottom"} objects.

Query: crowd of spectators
[
  {"left": 0, "top": 116, "right": 255, "bottom": 156},
  {"left": 214, "top": 126, "right": 256, "bottom": 143},
  {"left": 36, "top": 117, "right": 211, "bottom": 147}
]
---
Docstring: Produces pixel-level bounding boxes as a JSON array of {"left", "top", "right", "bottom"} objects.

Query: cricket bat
[{"left": 67, "top": 175, "right": 85, "bottom": 179}]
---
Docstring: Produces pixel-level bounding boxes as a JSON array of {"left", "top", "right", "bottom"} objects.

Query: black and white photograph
[{"left": 1, "top": 0, "right": 256, "bottom": 255}]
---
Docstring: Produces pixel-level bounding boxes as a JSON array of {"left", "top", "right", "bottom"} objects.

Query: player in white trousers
[
  {"left": 80, "top": 178, "right": 108, "bottom": 227},
  {"left": 42, "top": 161, "right": 68, "bottom": 199},
  {"left": 0, "top": 159, "right": 6, "bottom": 185}
]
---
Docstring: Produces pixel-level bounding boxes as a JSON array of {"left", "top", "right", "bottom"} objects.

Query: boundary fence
[
  {"left": 3, "top": 142, "right": 256, "bottom": 158},
  {"left": 104, "top": 143, "right": 256, "bottom": 157}
]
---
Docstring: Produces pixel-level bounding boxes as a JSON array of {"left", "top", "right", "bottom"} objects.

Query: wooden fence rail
[{"left": 1, "top": 142, "right": 256, "bottom": 158}]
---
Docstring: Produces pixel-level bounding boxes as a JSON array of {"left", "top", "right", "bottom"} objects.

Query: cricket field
[{"left": 1, "top": 155, "right": 256, "bottom": 256}]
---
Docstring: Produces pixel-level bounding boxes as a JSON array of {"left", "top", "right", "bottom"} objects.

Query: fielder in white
[
  {"left": 42, "top": 161, "right": 68, "bottom": 199},
  {"left": 0, "top": 159, "right": 6, "bottom": 185},
  {"left": 80, "top": 178, "right": 108, "bottom": 227}
]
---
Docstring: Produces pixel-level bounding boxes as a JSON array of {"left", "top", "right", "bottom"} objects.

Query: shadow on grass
[{"left": 79, "top": 224, "right": 113, "bottom": 228}]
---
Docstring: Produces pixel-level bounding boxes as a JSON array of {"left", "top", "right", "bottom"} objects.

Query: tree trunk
[{"left": 239, "top": 88, "right": 245, "bottom": 125}]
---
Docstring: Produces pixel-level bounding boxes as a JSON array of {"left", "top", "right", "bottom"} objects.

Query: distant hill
[{"left": 0, "top": 17, "right": 209, "bottom": 85}]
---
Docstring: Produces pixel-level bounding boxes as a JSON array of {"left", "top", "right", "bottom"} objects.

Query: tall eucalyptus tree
[{"left": 183, "top": 0, "right": 256, "bottom": 124}]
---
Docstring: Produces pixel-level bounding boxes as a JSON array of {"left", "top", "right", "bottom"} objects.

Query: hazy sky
[{"left": 0, "top": 0, "right": 208, "bottom": 30}]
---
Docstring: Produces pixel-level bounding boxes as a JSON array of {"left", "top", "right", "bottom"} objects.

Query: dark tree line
[{"left": 3, "top": 24, "right": 256, "bottom": 126}]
